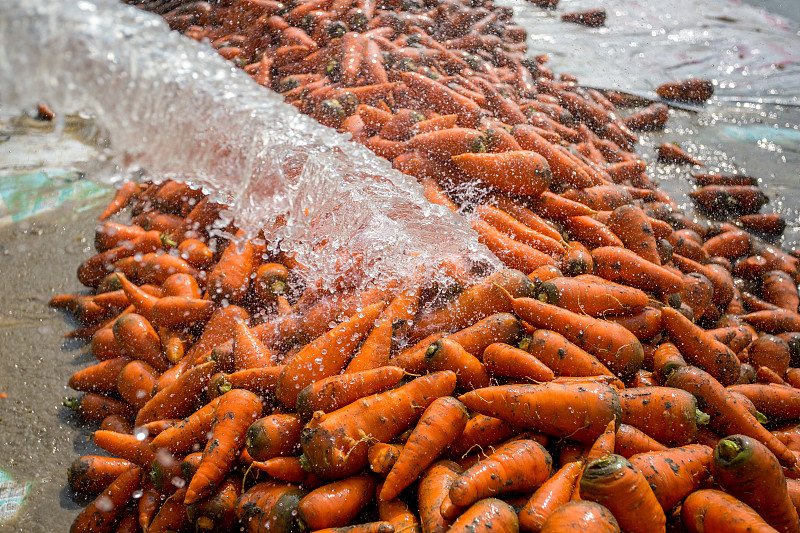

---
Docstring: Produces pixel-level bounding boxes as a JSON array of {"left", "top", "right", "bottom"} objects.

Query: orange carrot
[
  {"left": 297, "top": 475, "right": 378, "bottom": 530},
  {"left": 501, "top": 290, "right": 643, "bottom": 381},
  {"left": 539, "top": 501, "right": 620, "bottom": 533},
  {"left": 447, "top": 413, "right": 518, "bottom": 459},
  {"left": 483, "top": 342, "right": 555, "bottom": 383},
  {"left": 301, "top": 371, "right": 457, "bottom": 479},
  {"left": 418, "top": 460, "right": 462, "bottom": 533},
  {"left": 615, "top": 424, "right": 668, "bottom": 458},
  {"left": 98, "top": 181, "right": 144, "bottom": 221},
  {"left": 711, "top": 434, "right": 799, "bottom": 533},
  {"left": 149, "top": 396, "right": 223, "bottom": 454},
  {"left": 424, "top": 338, "right": 491, "bottom": 390},
  {"left": 519, "top": 329, "right": 619, "bottom": 381},
  {"left": 185, "top": 389, "right": 263, "bottom": 504},
  {"left": 628, "top": 444, "right": 712, "bottom": 513},
  {"left": 592, "top": 246, "right": 684, "bottom": 296},
  {"left": 512, "top": 125, "right": 594, "bottom": 188},
  {"left": 407, "top": 127, "right": 485, "bottom": 160},
  {"left": 234, "top": 481, "right": 307, "bottom": 533},
  {"left": 68, "top": 356, "right": 132, "bottom": 394},
  {"left": 448, "top": 499, "right": 519, "bottom": 533},
  {"left": 67, "top": 455, "right": 135, "bottom": 495},
  {"left": 486, "top": 193, "right": 564, "bottom": 242},
  {"left": 369, "top": 443, "right": 404, "bottom": 476},
  {"left": 579, "top": 454, "right": 666, "bottom": 533},
  {"left": 657, "top": 142, "right": 703, "bottom": 166},
  {"left": 69, "top": 466, "right": 142, "bottom": 533},
  {"left": 113, "top": 312, "right": 171, "bottom": 372},
  {"left": 536, "top": 274, "right": 648, "bottom": 317},
  {"left": 63, "top": 393, "right": 135, "bottom": 422},
  {"left": 451, "top": 150, "right": 552, "bottom": 196},
  {"left": 606, "top": 204, "right": 661, "bottom": 265},
  {"left": 381, "top": 396, "right": 469, "bottom": 501},
  {"left": 519, "top": 460, "right": 583, "bottom": 532},
  {"left": 246, "top": 413, "right": 304, "bottom": 462},
  {"left": 295, "top": 365, "right": 405, "bottom": 421},
  {"left": 135, "top": 360, "right": 214, "bottom": 426},
  {"left": 681, "top": 489, "right": 780, "bottom": 533},
  {"left": 92, "top": 429, "right": 156, "bottom": 466},
  {"left": 276, "top": 301, "right": 385, "bottom": 408},
  {"left": 666, "top": 366, "right": 798, "bottom": 470},
  {"left": 116, "top": 360, "right": 158, "bottom": 410},
  {"left": 459, "top": 382, "right": 621, "bottom": 443},
  {"left": 449, "top": 439, "right": 552, "bottom": 508}
]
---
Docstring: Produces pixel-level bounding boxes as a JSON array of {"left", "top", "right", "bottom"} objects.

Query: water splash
[{"left": 0, "top": 0, "right": 500, "bottom": 287}]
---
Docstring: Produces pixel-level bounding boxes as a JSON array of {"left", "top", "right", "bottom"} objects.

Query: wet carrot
[
  {"left": 763, "top": 270, "right": 800, "bottom": 313},
  {"left": 297, "top": 475, "right": 378, "bottom": 530},
  {"left": 519, "top": 329, "right": 618, "bottom": 381},
  {"left": 483, "top": 342, "right": 555, "bottom": 383},
  {"left": 666, "top": 366, "right": 798, "bottom": 470},
  {"left": 459, "top": 382, "right": 621, "bottom": 443},
  {"left": 485, "top": 193, "right": 564, "bottom": 242},
  {"left": 424, "top": 338, "right": 491, "bottom": 390},
  {"left": 246, "top": 413, "right": 304, "bottom": 461},
  {"left": 448, "top": 498, "right": 519, "bottom": 533},
  {"left": 67, "top": 455, "right": 135, "bottom": 496},
  {"left": 606, "top": 205, "right": 660, "bottom": 265},
  {"left": 93, "top": 429, "right": 156, "bottom": 466},
  {"left": 98, "top": 181, "right": 145, "bottom": 221},
  {"left": 116, "top": 360, "right": 158, "bottom": 410},
  {"left": 68, "top": 356, "right": 132, "bottom": 394},
  {"left": 536, "top": 274, "right": 648, "bottom": 317},
  {"left": 475, "top": 204, "right": 566, "bottom": 257},
  {"left": 400, "top": 72, "right": 481, "bottom": 126},
  {"left": 64, "top": 393, "right": 135, "bottom": 422},
  {"left": 185, "top": 389, "right": 263, "bottom": 504},
  {"left": 501, "top": 290, "right": 643, "bottom": 380},
  {"left": 296, "top": 365, "right": 405, "bottom": 421},
  {"left": 381, "top": 396, "right": 468, "bottom": 501},
  {"left": 235, "top": 481, "right": 307, "bottom": 533},
  {"left": 418, "top": 460, "right": 462, "bottom": 533},
  {"left": 369, "top": 443, "right": 404, "bottom": 476},
  {"left": 592, "top": 246, "right": 684, "bottom": 296},
  {"left": 519, "top": 460, "right": 583, "bottom": 532},
  {"left": 681, "top": 489, "right": 779, "bottom": 533},
  {"left": 627, "top": 444, "right": 712, "bottom": 513},
  {"left": 206, "top": 230, "right": 256, "bottom": 304},
  {"left": 301, "top": 371, "right": 457, "bottom": 479},
  {"left": 69, "top": 466, "right": 142, "bottom": 533},
  {"left": 540, "top": 501, "right": 620, "bottom": 533},
  {"left": 113, "top": 312, "right": 171, "bottom": 372},
  {"left": 579, "top": 454, "right": 666, "bottom": 533},
  {"left": 78, "top": 230, "right": 163, "bottom": 287},
  {"left": 657, "top": 142, "right": 703, "bottom": 166},
  {"left": 149, "top": 396, "right": 223, "bottom": 454}
]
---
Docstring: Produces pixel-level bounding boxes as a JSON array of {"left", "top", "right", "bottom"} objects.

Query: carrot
[
  {"left": 743, "top": 309, "right": 800, "bottom": 334},
  {"left": 702, "top": 229, "right": 751, "bottom": 261},
  {"left": 377, "top": 490, "right": 421, "bottom": 533},
  {"left": 665, "top": 366, "right": 798, "bottom": 470},
  {"left": 424, "top": 338, "right": 491, "bottom": 390},
  {"left": 94, "top": 222, "right": 146, "bottom": 252},
  {"left": 93, "top": 429, "right": 156, "bottom": 466},
  {"left": 512, "top": 125, "right": 595, "bottom": 188},
  {"left": 150, "top": 396, "right": 222, "bottom": 454},
  {"left": 620, "top": 386, "right": 708, "bottom": 447},
  {"left": 67, "top": 455, "right": 135, "bottom": 496},
  {"left": 690, "top": 185, "right": 768, "bottom": 216},
  {"left": 447, "top": 413, "right": 518, "bottom": 459},
  {"left": 763, "top": 270, "right": 800, "bottom": 313},
  {"left": 728, "top": 384, "right": 800, "bottom": 421},
  {"left": 526, "top": 191, "right": 597, "bottom": 222},
  {"left": 459, "top": 382, "right": 621, "bottom": 443},
  {"left": 296, "top": 365, "right": 405, "bottom": 421},
  {"left": 661, "top": 306, "right": 741, "bottom": 385},
  {"left": 749, "top": 334, "right": 792, "bottom": 377},
  {"left": 592, "top": 246, "right": 684, "bottom": 296},
  {"left": 579, "top": 454, "right": 666, "bottom": 533},
  {"left": 475, "top": 204, "right": 566, "bottom": 257},
  {"left": 400, "top": 72, "right": 481, "bottom": 126},
  {"left": 98, "top": 181, "right": 144, "bottom": 221},
  {"left": 186, "top": 475, "right": 241, "bottom": 532},
  {"left": 485, "top": 193, "right": 564, "bottom": 242},
  {"left": 605, "top": 205, "right": 661, "bottom": 264},
  {"left": 112, "top": 312, "right": 171, "bottom": 372},
  {"left": 500, "top": 290, "right": 643, "bottom": 381},
  {"left": 536, "top": 274, "right": 649, "bottom": 318},
  {"left": 441, "top": 312, "right": 523, "bottom": 360},
  {"left": 450, "top": 150, "right": 552, "bottom": 196},
  {"left": 301, "top": 371, "right": 457, "bottom": 479},
  {"left": 623, "top": 103, "right": 669, "bottom": 131},
  {"left": 276, "top": 300, "right": 384, "bottom": 408},
  {"left": 471, "top": 218, "right": 559, "bottom": 273},
  {"left": 561, "top": 216, "right": 623, "bottom": 250},
  {"left": 539, "top": 501, "right": 620, "bottom": 533},
  {"left": 346, "top": 287, "right": 422, "bottom": 373},
  {"left": 560, "top": 241, "right": 592, "bottom": 276},
  {"left": 78, "top": 230, "right": 163, "bottom": 287},
  {"left": 483, "top": 342, "right": 555, "bottom": 383},
  {"left": 448, "top": 499, "right": 519, "bottom": 533},
  {"left": 710, "top": 434, "right": 799, "bottom": 533},
  {"left": 69, "top": 465, "right": 142, "bottom": 533},
  {"left": 148, "top": 487, "right": 190, "bottom": 533},
  {"left": 739, "top": 213, "right": 787, "bottom": 235},
  {"left": 414, "top": 460, "right": 461, "bottom": 533},
  {"left": 652, "top": 342, "right": 686, "bottom": 383},
  {"left": 246, "top": 413, "right": 304, "bottom": 461},
  {"left": 519, "top": 460, "right": 582, "bottom": 532},
  {"left": 615, "top": 424, "right": 668, "bottom": 458},
  {"left": 297, "top": 475, "right": 378, "bottom": 530},
  {"left": 381, "top": 396, "right": 469, "bottom": 501},
  {"left": 185, "top": 389, "right": 263, "bottom": 504},
  {"left": 116, "top": 360, "right": 158, "bottom": 410},
  {"left": 657, "top": 142, "right": 703, "bottom": 166},
  {"left": 176, "top": 237, "right": 214, "bottom": 269},
  {"left": 63, "top": 392, "right": 135, "bottom": 422},
  {"left": 562, "top": 185, "right": 634, "bottom": 212},
  {"left": 135, "top": 360, "right": 214, "bottom": 427},
  {"left": 68, "top": 356, "right": 132, "bottom": 394},
  {"left": 408, "top": 269, "right": 533, "bottom": 343},
  {"left": 519, "top": 329, "right": 618, "bottom": 381},
  {"left": 235, "top": 481, "right": 308, "bottom": 533},
  {"left": 369, "top": 443, "right": 404, "bottom": 476},
  {"left": 681, "top": 489, "right": 780, "bottom": 533}
]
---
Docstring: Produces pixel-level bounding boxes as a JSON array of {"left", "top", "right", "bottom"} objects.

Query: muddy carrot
[
  {"left": 116, "top": 360, "right": 158, "bottom": 410},
  {"left": 519, "top": 329, "right": 619, "bottom": 381},
  {"left": 68, "top": 356, "right": 132, "bottom": 394},
  {"left": 606, "top": 205, "right": 661, "bottom": 264},
  {"left": 185, "top": 389, "right": 262, "bottom": 504},
  {"left": 135, "top": 360, "right": 214, "bottom": 427},
  {"left": 301, "top": 371, "right": 457, "bottom": 479},
  {"left": 592, "top": 246, "right": 684, "bottom": 296},
  {"left": 539, "top": 501, "right": 620, "bottom": 533},
  {"left": 69, "top": 466, "right": 142, "bottom": 533},
  {"left": 149, "top": 396, "right": 223, "bottom": 454},
  {"left": 98, "top": 181, "right": 145, "bottom": 221},
  {"left": 629, "top": 445, "right": 712, "bottom": 513},
  {"left": 381, "top": 396, "right": 469, "bottom": 501},
  {"left": 296, "top": 365, "right": 405, "bottom": 421},
  {"left": 501, "top": 290, "right": 643, "bottom": 380},
  {"left": 579, "top": 454, "right": 666, "bottom": 533},
  {"left": 448, "top": 499, "right": 519, "bottom": 533},
  {"left": 615, "top": 424, "right": 668, "bottom": 458},
  {"left": 459, "top": 382, "right": 621, "bottom": 443},
  {"left": 369, "top": 443, "right": 404, "bottom": 476},
  {"left": 424, "top": 338, "right": 491, "bottom": 390},
  {"left": 681, "top": 489, "right": 779, "bottom": 533},
  {"left": 296, "top": 475, "right": 377, "bottom": 530},
  {"left": 67, "top": 455, "right": 135, "bottom": 495},
  {"left": 536, "top": 274, "right": 648, "bottom": 317},
  {"left": 92, "top": 430, "right": 155, "bottom": 466},
  {"left": 519, "top": 461, "right": 583, "bottom": 532},
  {"left": 418, "top": 460, "right": 462, "bottom": 533},
  {"left": 451, "top": 150, "right": 552, "bottom": 196},
  {"left": 512, "top": 125, "right": 594, "bottom": 188},
  {"left": 234, "top": 481, "right": 307, "bottom": 533},
  {"left": 246, "top": 413, "right": 304, "bottom": 462},
  {"left": 112, "top": 312, "right": 170, "bottom": 372},
  {"left": 711, "top": 434, "right": 799, "bottom": 533},
  {"left": 64, "top": 393, "right": 135, "bottom": 422},
  {"left": 483, "top": 342, "right": 555, "bottom": 383},
  {"left": 666, "top": 366, "right": 798, "bottom": 470}
]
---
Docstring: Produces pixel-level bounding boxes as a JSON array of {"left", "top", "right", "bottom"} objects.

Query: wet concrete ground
[{"left": 0, "top": 197, "right": 110, "bottom": 532}]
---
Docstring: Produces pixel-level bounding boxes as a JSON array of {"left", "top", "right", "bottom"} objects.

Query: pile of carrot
[{"left": 48, "top": 0, "right": 800, "bottom": 531}]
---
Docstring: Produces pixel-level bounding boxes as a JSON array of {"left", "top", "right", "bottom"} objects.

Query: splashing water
[{"left": 0, "top": 0, "right": 500, "bottom": 288}]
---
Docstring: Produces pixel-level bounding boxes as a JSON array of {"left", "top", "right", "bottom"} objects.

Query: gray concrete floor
[{"left": 0, "top": 196, "right": 110, "bottom": 532}]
